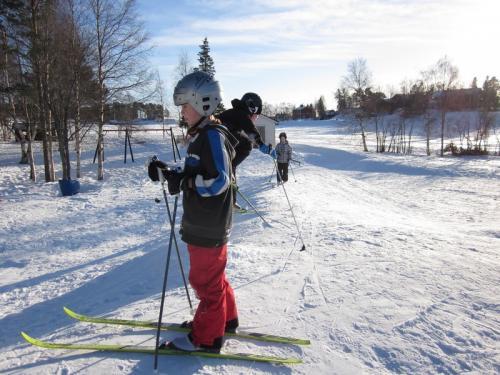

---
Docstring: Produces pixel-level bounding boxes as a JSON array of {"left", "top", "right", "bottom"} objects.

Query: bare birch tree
[
  {"left": 423, "top": 110, "right": 435, "bottom": 156},
  {"left": 30, "top": 0, "right": 57, "bottom": 181},
  {"left": 154, "top": 69, "right": 167, "bottom": 135},
  {"left": 46, "top": 0, "right": 90, "bottom": 181},
  {"left": 342, "top": 57, "right": 372, "bottom": 151},
  {"left": 422, "top": 56, "right": 459, "bottom": 156},
  {"left": 86, "top": 0, "right": 150, "bottom": 180},
  {"left": 172, "top": 50, "right": 193, "bottom": 128}
]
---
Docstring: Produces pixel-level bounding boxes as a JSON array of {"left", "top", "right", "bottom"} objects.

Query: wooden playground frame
[{"left": 93, "top": 126, "right": 183, "bottom": 164}]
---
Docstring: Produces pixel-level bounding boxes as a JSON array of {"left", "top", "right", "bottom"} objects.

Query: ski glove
[
  {"left": 164, "top": 169, "right": 184, "bottom": 195},
  {"left": 259, "top": 143, "right": 276, "bottom": 159},
  {"left": 147, "top": 157, "right": 183, "bottom": 195},
  {"left": 148, "top": 159, "right": 168, "bottom": 182},
  {"left": 259, "top": 143, "right": 271, "bottom": 154}
]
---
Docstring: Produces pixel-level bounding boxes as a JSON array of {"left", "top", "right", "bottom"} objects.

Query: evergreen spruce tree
[
  {"left": 471, "top": 77, "right": 478, "bottom": 89},
  {"left": 335, "top": 88, "right": 349, "bottom": 112},
  {"left": 197, "top": 37, "right": 215, "bottom": 77},
  {"left": 316, "top": 96, "right": 327, "bottom": 119},
  {"left": 481, "top": 76, "right": 499, "bottom": 111},
  {"left": 195, "top": 37, "right": 225, "bottom": 112}
]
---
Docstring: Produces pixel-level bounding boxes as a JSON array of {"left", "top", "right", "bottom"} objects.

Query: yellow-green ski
[
  {"left": 21, "top": 332, "right": 301, "bottom": 365},
  {"left": 63, "top": 307, "right": 310, "bottom": 346}
]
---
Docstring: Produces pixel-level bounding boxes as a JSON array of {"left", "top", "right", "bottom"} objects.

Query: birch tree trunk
[
  {"left": 75, "top": 77, "right": 82, "bottom": 178},
  {"left": 2, "top": 28, "right": 27, "bottom": 163},
  {"left": 24, "top": 99, "right": 36, "bottom": 181},
  {"left": 440, "top": 109, "right": 446, "bottom": 157}
]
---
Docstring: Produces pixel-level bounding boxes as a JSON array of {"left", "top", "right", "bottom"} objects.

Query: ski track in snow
[{"left": 0, "top": 118, "right": 499, "bottom": 374}]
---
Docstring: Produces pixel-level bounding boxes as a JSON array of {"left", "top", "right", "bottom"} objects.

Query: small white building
[{"left": 255, "top": 115, "right": 277, "bottom": 146}]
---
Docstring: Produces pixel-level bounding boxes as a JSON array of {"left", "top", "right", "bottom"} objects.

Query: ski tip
[
  {"left": 20, "top": 331, "right": 38, "bottom": 346},
  {"left": 63, "top": 306, "right": 76, "bottom": 317},
  {"left": 63, "top": 306, "right": 81, "bottom": 319}
]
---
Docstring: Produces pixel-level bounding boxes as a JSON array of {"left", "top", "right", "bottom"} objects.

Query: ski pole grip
[{"left": 157, "top": 167, "right": 166, "bottom": 184}]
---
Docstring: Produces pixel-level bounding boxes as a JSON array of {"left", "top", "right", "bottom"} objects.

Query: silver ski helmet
[
  {"left": 241, "top": 92, "right": 262, "bottom": 115},
  {"left": 173, "top": 71, "right": 222, "bottom": 116}
]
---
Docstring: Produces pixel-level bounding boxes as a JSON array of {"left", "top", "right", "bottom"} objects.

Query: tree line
[
  {"left": 335, "top": 57, "right": 499, "bottom": 156},
  {"left": 263, "top": 56, "right": 500, "bottom": 156},
  {"left": 261, "top": 57, "right": 498, "bottom": 157},
  {"left": 0, "top": 0, "right": 152, "bottom": 182},
  {"left": 107, "top": 101, "right": 165, "bottom": 123}
]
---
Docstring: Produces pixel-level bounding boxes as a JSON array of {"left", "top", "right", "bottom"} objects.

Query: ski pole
[
  {"left": 161, "top": 184, "right": 193, "bottom": 314},
  {"left": 267, "top": 163, "right": 276, "bottom": 183},
  {"left": 169, "top": 128, "right": 177, "bottom": 162},
  {"left": 234, "top": 186, "right": 271, "bottom": 227},
  {"left": 154, "top": 194, "right": 178, "bottom": 371},
  {"left": 289, "top": 161, "right": 297, "bottom": 182},
  {"left": 273, "top": 158, "right": 306, "bottom": 251},
  {"left": 170, "top": 127, "right": 182, "bottom": 160}
]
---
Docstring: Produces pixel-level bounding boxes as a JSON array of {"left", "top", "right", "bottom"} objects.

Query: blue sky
[{"left": 137, "top": 0, "right": 499, "bottom": 110}]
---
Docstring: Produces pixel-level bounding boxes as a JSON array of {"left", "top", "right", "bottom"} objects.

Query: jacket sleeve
[
  {"left": 194, "top": 129, "right": 231, "bottom": 197},
  {"left": 240, "top": 117, "right": 263, "bottom": 146},
  {"left": 287, "top": 145, "right": 292, "bottom": 161}
]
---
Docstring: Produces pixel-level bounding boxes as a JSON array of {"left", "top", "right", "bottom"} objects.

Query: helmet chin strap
[{"left": 187, "top": 116, "right": 207, "bottom": 136}]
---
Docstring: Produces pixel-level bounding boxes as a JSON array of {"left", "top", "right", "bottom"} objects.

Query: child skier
[
  {"left": 148, "top": 71, "right": 238, "bottom": 353},
  {"left": 275, "top": 132, "right": 292, "bottom": 184},
  {"left": 217, "top": 92, "right": 273, "bottom": 173},
  {"left": 216, "top": 92, "right": 275, "bottom": 208}
]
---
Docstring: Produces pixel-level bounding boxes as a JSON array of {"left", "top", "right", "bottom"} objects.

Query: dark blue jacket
[{"left": 180, "top": 118, "right": 236, "bottom": 247}]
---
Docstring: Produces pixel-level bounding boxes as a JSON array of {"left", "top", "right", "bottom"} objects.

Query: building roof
[{"left": 255, "top": 114, "right": 277, "bottom": 126}]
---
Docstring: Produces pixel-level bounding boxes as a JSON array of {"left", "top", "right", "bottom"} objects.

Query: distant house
[
  {"left": 136, "top": 108, "right": 147, "bottom": 119},
  {"left": 324, "top": 110, "right": 337, "bottom": 119},
  {"left": 292, "top": 104, "right": 316, "bottom": 120},
  {"left": 385, "top": 88, "right": 482, "bottom": 114},
  {"left": 430, "top": 88, "right": 482, "bottom": 110},
  {"left": 275, "top": 112, "right": 292, "bottom": 121},
  {"left": 255, "top": 115, "right": 277, "bottom": 146}
]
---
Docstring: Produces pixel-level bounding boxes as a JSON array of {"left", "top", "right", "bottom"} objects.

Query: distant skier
[
  {"left": 148, "top": 71, "right": 238, "bottom": 353},
  {"left": 216, "top": 92, "right": 275, "bottom": 207},
  {"left": 275, "top": 132, "right": 292, "bottom": 184}
]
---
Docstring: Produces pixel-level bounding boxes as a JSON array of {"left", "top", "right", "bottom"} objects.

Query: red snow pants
[{"left": 187, "top": 243, "right": 238, "bottom": 347}]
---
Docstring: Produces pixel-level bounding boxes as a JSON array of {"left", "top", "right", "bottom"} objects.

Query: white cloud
[{"left": 150, "top": 0, "right": 500, "bottom": 106}]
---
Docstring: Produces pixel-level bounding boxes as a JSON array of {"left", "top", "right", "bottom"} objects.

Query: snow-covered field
[{"left": 0, "top": 118, "right": 499, "bottom": 374}]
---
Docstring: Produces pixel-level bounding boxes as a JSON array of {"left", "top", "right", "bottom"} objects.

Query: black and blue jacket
[{"left": 180, "top": 118, "right": 237, "bottom": 247}]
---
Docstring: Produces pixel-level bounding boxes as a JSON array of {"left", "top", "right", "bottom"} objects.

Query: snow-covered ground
[{"left": 0, "top": 118, "right": 499, "bottom": 374}]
